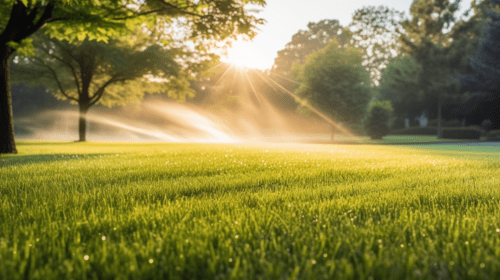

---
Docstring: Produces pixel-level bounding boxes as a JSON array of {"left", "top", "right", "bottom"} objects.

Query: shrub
[
  {"left": 441, "top": 127, "right": 482, "bottom": 140},
  {"left": 486, "top": 129, "right": 500, "bottom": 140},
  {"left": 390, "top": 126, "right": 438, "bottom": 136},
  {"left": 364, "top": 101, "right": 393, "bottom": 139},
  {"left": 482, "top": 119, "right": 493, "bottom": 132}
]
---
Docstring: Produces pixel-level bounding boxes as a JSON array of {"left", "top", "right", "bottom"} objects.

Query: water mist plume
[{"left": 15, "top": 64, "right": 364, "bottom": 144}]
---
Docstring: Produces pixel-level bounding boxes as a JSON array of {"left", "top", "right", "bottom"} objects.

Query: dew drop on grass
[
  {"left": 229, "top": 258, "right": 233, "bottom": 262},
  {"left": 102, "top": 236, "right": 106, "bottom": 241},
  {"left": 149, "top": 259, "right": 154, "bottom": 264},
  {"left": 84, "top": 255, "right": 89, "bottom": 260}
]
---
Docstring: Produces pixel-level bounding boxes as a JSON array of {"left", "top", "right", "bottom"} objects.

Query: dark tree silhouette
[{"left": 459, "top": 0, "right": 500, "bottom": 94}]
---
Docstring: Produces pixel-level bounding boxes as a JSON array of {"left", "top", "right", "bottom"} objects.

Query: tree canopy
[
  {"left": 379, "top": 56, "right": 424, "bottom": 122},
  {"left": 12, "top": 30, "right": 198, "bottom": 141},
  {"left": 460, "top": 0, "right": 500, "bottom": 93},
  {"left": 272, "top": 19, "right": 351, "bottom": 78},
  {"left": 349, "top": 6, "right": 405, "bottom": 83},
  {"left": 293, "top": 40, "right": 372, "bottom": 133}
]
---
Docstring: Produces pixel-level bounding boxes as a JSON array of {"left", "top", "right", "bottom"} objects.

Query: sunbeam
[
  {"left": 244, "top": 70, "right": 263, "bottom": 106},
  {"left": 251, "top": 69, "right": 360, "bottom": 140},
  {"left": 214, "top": 64, "right": 235, "bottom": 88},
  {"left": 269, "top": 72, "right": 303, "bottom": 85}
]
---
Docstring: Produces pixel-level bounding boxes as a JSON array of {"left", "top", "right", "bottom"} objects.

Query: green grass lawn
[{"left": 1, "top": 141, "right": 500, "bottom": 279}]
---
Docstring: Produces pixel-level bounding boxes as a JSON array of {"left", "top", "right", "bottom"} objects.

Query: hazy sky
[{"left": 222, "top": 0, "right": 473, "bottom": 70}]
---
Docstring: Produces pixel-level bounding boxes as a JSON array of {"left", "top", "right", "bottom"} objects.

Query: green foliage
[
  {"left": 272, "top": 19, "right": 351, "bottom": 78},
  {"left": 482, "top": 119, "right": 493, "bottom": 131},
  {"left": 364, "top": 101, "right": 393, "bottom": 139},
  {"left": 487, "top": 129, "right": 500, "bottom": 140},
  {"left": 1, "top": 0, "right": 266, "bottom": 47},
  {"left": 11, "top": 31, "right": 193, "bottom": 108},
  {"left": 442, "top": 127, "right": 482, "bottom": 140},
  {"left": 349, "top": 6, "right": 405, "bottom": 83},
  {"left": 391, "top": 125, "right": 485, "bottom": 139},
  {"left": 6, "top": 38, "right": 35, "bottom": 56},
  {"left": 379, "top": 56, "right": 423, "bottom": 120},
  {"left": 1, "top": 143, "right": 500, "bottom": 278},
  {"left": 294, "top": 40, "right": 372, "bottom": 128},
  {"left": 399, "top": 0, "right": 461, "bottom": 54},
  {"left": 390, "top": 126, "right": 438, "bottom": 136}
]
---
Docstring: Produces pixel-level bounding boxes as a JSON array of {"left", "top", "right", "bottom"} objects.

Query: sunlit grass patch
[{"left": 1, "top": 142, "right": 499, "bottom": 279}]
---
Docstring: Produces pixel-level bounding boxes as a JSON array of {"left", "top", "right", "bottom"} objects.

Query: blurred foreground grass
[{"left": 1, "top": 141, "right": 500, "bottom": 279}]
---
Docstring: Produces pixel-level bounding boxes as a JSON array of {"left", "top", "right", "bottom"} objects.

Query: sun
[{"left": 220, "top": 40, "right": 268, "bottom": 70}]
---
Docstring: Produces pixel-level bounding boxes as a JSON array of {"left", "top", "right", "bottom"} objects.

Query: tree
[
  {"left": 349, "top": 6, "right": 405, "bottom": 84},
  {"left": 12, "top": 31, "right": 196, "bottom": 141},
  {"left": 459, "top": 0, "right": 500, "bottom": 94},
  {"left": 293, "top": 40, "right": 372, "bottom": 140},
  {"left": 272, "top": 19, "right": 351, "bottom": 78},
  {"left": 0, "top": 0, "right": 265, "bottom": 154},
  {"left": 379, "top": 56, "right": 424, "bottom": 123},
  {"left": 397, "top": 0, "right": 466, "bottom": 138}
]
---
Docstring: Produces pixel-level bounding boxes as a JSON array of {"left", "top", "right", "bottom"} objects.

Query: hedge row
[
  {"left": 441, "top": 127, "right": 482, "bottom": 139},
  {"left": 390, "top": 126, "right": 485, "bottom": 139},
  {"left": 390, "top": 126, "right": 438, "bottom": 136},
  {"left": 486, "top": 129, "right": 500, "bottom": 140}
]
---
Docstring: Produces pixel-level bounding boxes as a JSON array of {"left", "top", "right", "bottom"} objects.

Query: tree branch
[
  {"left": 89, "top": 76, "right": 130, "bottom": 106},
  {"left": 154, "top": 0, "right": 202, "bottom": 17},
  {"left": 32, "top": 57, "right": 79, "bottom": 102},
  {"left": 110, "top": 8, "right": 170, "bottom": 20},
  {"left": 38, "top": 44, "right": 83, "bottom": 97},
  {"left": 22, "top": 2, "right": 55, "bottom": 40}
]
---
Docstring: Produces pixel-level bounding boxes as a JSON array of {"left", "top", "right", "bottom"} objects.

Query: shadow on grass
[
  {"left": 0, "top": 153, "right": 110, "bottom": 167},
  {"left": 16, "top": 141, "right": 81, "bottom": 146}
]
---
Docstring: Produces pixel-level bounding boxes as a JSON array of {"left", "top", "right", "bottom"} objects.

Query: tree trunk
[
  {"left": 437, "top": 97, "right": 442, "bottom": 139},
  {"left": 0, "top": 48, "right": 17, "bottom": 154},
  {"left": 78, "top": 105, "right": 89, "bottom": 142}
]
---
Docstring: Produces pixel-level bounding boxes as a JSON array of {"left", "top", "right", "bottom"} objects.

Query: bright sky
[{"left": 221, "top": 0, "right": 474, "bottom": 70}]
